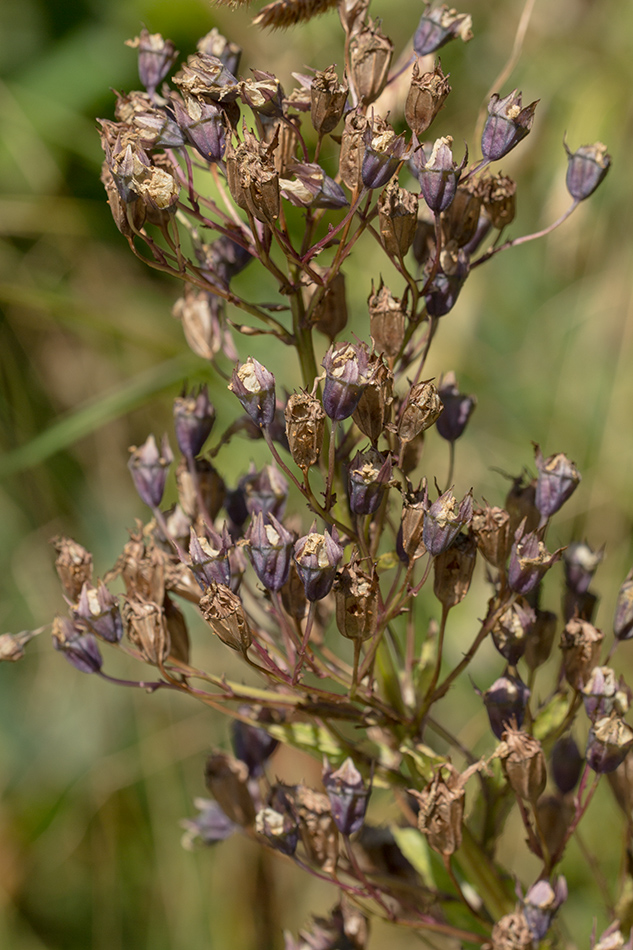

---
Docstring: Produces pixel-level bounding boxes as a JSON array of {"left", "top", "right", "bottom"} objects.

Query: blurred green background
[{"left": 1, "top": 0, "right": 632, "bottom": 946}]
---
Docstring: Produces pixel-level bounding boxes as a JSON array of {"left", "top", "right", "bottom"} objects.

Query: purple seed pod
[
  {"left": 482, "top": 672, "right": 531, "bottom": 740},
  {"left": 582, "top": 666, "right": 631, "bottom": 721},
  {"left": 72, "top": 581, "right": 123, "bottom": 644},
  {"left": 508, "top": 521, "right": 562, "bottom": 595},
  {"left": 564, "top": 138, "right": 611, "bottom": 201},
  {"left": 181, "top": 798, "right": 238, "bottom": 849},
  {"left": 240, "top": 464, "right": 289, "bottom": 520},
  {"left": 435, "top": 372, "right": 476, "bottom": 442},
  {"left": 280, "top": 163, "right": 349, "bottom": 210},
  {"left": 563, "top": 541, "right": 603, "bottom": 596},
  {"left": 322, "top": 758, "right": 371, "bottom": 836},
  {"left": 322, "top": 342, "right": 372, "bottom": 421},
  {"left": 586, "top": 714, "right": 633, "bottom": 774},
  {"left": 413, "top": 137, "right": 468, "bottom": 214},
  {"left": 551, "top": 735, "right": 583, "bottom": 794},
  {"left": 294, "top": 525, "right": 344, "bottom": 602},
  {"left": 424, "top": 250, "right": 470, "bottom": 317},
  {"left": 481, "top": 90, "right": 539, "bottom": 162},
  {"left": 413, "top": 4, "right": 473, "bottom": 56},
  {"left": 229, "top": 357, "right": 276, "bottom": 428},
  {"left": 491, "top": 598, "right": 535, "bottom": 665},
  {"left": 534, "top": 444, "right": 581, "bottom": 520},
  {"left": 361, "top": 125, "right": 408, "bottom": 190},
  {"left": 196, "top": 28, "right": 241, "bottom": 75},
  {"left": 189, "top": 525, "right": 232, "bottom": 589},
  {"left": 347, "top": 448, "right": 392, "bottom": 516},
  {"left": 523, "top": 877, "right": 567, "bottom": 943},
  {"left": 255, "top": 805, "right": 298, "bottom": 857},
  {"left": 52, "top": 616, "right": 103, "bottom": 674},
  {"left": 231, "top": 709, "right": 279, "bottom": 777},
  {"left": 128, "top": 28, "right": 178, "bottom": 97},
  {"left": 171, "top": 95, "right": 226, "bottom": 163},
  {"left": 128, "top": 434, "right": 174, "bottom": 509},
  {"left": 173, "top": 385, "right": 216, "bottom": 460},
  {"left": 422, "top": 486, "right": 473, "bottom": 557},
  {"left": 245, "top": 512, "right": 294, "bottom": 592}
]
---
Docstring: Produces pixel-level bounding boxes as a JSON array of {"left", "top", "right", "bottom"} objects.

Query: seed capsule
[
  {"left": 322, "top": 758, "right": 371, "bottom": 836},
  {"left": 564, "top": 139, "right": 611, "bottom": 201}
]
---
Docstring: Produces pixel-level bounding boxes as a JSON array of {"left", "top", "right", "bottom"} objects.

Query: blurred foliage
[{"left": 1, "top": 0, "right": 632, "bottom": 946}]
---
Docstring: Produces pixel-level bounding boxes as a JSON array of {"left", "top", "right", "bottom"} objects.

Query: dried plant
[{"left": 6, "top": 2, "right": 628, "bottom": 947}]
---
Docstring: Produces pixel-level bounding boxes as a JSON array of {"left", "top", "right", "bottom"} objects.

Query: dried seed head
[
  {"left": 347, "top": 448, "right": 392, "bottom": 516},
  {"left": 405, "top": 59, "right": 451, "bottom": 137},
  {"left": 72, "top": 581, "right": 123, "bottom": 644},
  {"left": 413, "top": 5, "right": 473, "bottom": 56},
  {"left": 253, "top": 0, "right": 338, "bottom": 30},
  {"left": 241, "top": 463, "right": 289, "bottom": 520},
  {"left": 478, "top": 172, "right": 517, "bottom": 229},
  {"left": 294, "top": 526, "right": 344, "bottom": 602},
  {"left": 307, "top": 270, "right": 349, "bottom": 340},
  {"left": 551, "top": 734, "right": 583, "bottom": 794},
  {"left": 349, "top": 19, "right": 393, "bottom": 106},
  {"left": 171, "top": 94, "right": 226, "bottom": 163},
  {"left": 126, "top": 28, "right": 178, "bottom": 96},
  {"left": 505, "top": 472, "right": 540, "bottom": 537},
  {"left": 482, "top": 672, "right": 531, "bottom": 740},
  {"left": 163, "top": 594, "right": 190, "bottom": 664},
  {"left": 586, "top": 714, "right": 633, "bottom": 774},
  {"left": 560, "top": 617, "right": 604, "bottom": 690},
  {"left": 173, "top": 51, "right": 239, "bottom": 102},
  {"left": 172, "top": 288, "right": 232, "bottom": 362},
  {"left": 400, "top": 483, "right": 427, "bottom": 561},
  {"left": 410, "top": 765, "right": 465, "bottom": 855},
  {"left": 534, "top": 794, "right": 574, "bottom": 858},
  {"left": 231, "top": 708, "right": 279, "bottom": 776},
  {"left": 189, "top": 525, "right": 232, "bottom": 589},
  {"left": 225, "top": 132, "right": 280, "bottom": 224},
  {"left": 433, "top": 531, "right": 477, "bottom": 608},
  {"left": 123, "top": 595, "right": 171, "bottom": 665},
  {"left": 246, "top": 512, "right": 294, "bottom": 592},
  {"left": 205, "top": 752, "right": 256, "bottom": 826},
  {"left": 397, "top": 380, "right": 442, "bottom": 443},
  {"left": 498, "top": 726, "right": 546, "bottom": 802},
  {"left": 240, "top": 70, "right": 284, "bottom": 117},
  {"left": 52, "top": 616, "right": 103, "bottom": 674},
  {"left": 441, "top": 181, "right": 481, "bottom": 247},
  {"left": 52, "top": 536, "right": 93, "bottom": 601},
  {"left": 322, "top": 341, "right": 372, "bottom": 420},
  {"left": 200, "top": 583, "right": 253, "bottom": 653},
  {"left": 508, "top": 521, "right": 562, "bottom": 596},
  {"left": 290, "top": 785, "right": 339, "bottom": 872},
  {"left": 470, "top": 504, "right": 511, "bottom": 570},
  {"left": 334, "top": 559, "right": 380, "bottom": 642},
  {"left": 322, "top": 758, "right": 371, "bottom": 836},
  {"left": 229, "top": 357, "right": 276, "bottom": 428},
  {"left": 436, "top": 372, "right": 476, "bottom": 442},
  {"left": 352, "top": 355, "right": 393, "bottom": 444},
  {"left": 564, "top": 139, "right": 611, "bottom": 201},
  {"left": 0, "top": 630, "right": 41, "bottom": 663},
  {"left": 339, "top": 110, "right": 370, "bottom": 190},
  {"left": 377, "top": 182, "right": 418, "bottom": 261},
  {"left": 281, "top": 561, "right": 308, "bottom": 620},
  {"left": 423, "top": 486, "right": 473, "bottom": 557},
  {"left": 481, "top": 90, "right": 539, "bottom": 162},
  {"left": 280, "top": 162, "right": 348, "bottom": 210},
  {"left": 177, "top": 457, "right": 225, "bottom": 522},
  {"left": 534, "top": 444, "right": 581, "bottom": 520},
  {"left": 197, "top": 28, "right": 241, "bottom": 74},
  {"left": 284, "top": 391, "right": 325, "bottom": 471},
  {"left": 491, "top": 598, "right": 535, "bottom": 665},
  {"left": 424, "top": 247, "right": 470, "bottom": 317},
  {"left": 368, "top": 279, "right": 407, "bottom": 360},
  {"left": 614, "top": 569, "right": 633, "bottom": 641},
  {"left": 311, "top": 65, "right": 348, "bottom": 133},
  {"left": 594, "top": 923, "right": 633, "bottom": 950},
  {"left": 490, "top": 911, "right": 533, "bottom": 950}
]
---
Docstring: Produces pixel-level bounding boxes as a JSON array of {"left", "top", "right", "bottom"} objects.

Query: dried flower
[
  {"left": 361, "top": 123, "right": 407, "bottom": 190},
  {"left": 491, "top": 598, "right": 535, "bottom": 665},
  {"left": 564, "top": 139, "right": 611, "bottom": 201},
  {"left": 52, "top": 616, "right": 103, "bottom": 674},
  {"left": 294, "top": 526, "right": 344, "bottom": 602},
  {"left": 482, "top": 672, "right": 531, "bottom": 740},
  {"left": 285, "top": 392, "right": 326, "bottom": 471},
  {"left": 523, "top": 878, "right": 567, "bottom": 943},
  {"left": 180, "top": 798, "right": 237, "bottom": 850},
  {"left": 560, "top": 617, "right": 604, "bottom": 690},
  {"left": 414, "top": 136, "right": 467, "bottom": 214},
  {"left": 508, "top": 521, "right": 562, "bottom": 596},
  {"left": 322, "top": 342, "right": 372, "bottom": 420},
  {"left": 347, "top": 448, "right": 392, "bottom": 516},
  {"left": 310, "top": 65, "right": 348, "bottom": 134},
  {"left": 229, "top": 357, "right": 276, "bottom": 428},
  {"left": 52, "top": 536, "right": 93, "bottom": 601},
  {"left": 481, "top": 90, "right": 539, "bottom": 162},
  {"left": 199, "top": 583, "right": 253, "bottom": 653},
  {"left": 410, "top": 765, "right": 465, "bottom": 855},
  {"left": 470, "top": 504, "right": 511, "bottom": 570},
  {"left": 423, "top": 486, "right": 473, "bottom": 556},
  {"left": 256, "top": 806, "right": 298, "bottom": 856},
  {"left": 377, "top": 183, "right": 418, "bottom": 261},
  {"left": 413, "top": 5, "right": 473, "bottom": 56},
  {"left": 173, "top": 385, "right": 216, "bottom": 459},
  {"left": 348, "top": 19, "right": 393, "bottom": 106},
  {"left": 246, "top": 512, "right": 294, "bottom": 592},
  {"left": 433, "top": 532, "right": 477, "bottom": 608},
  {"left": 205, "top": 752, "right": 256, "bottom": 825},
  {"left": 72, "top": 581, "right": 123, "bottom": 644},
  {"left": 586, "top": 714, "right": 633, "bottom": 774},
  {"left": 126, "top": 28, "right": 178, "bottom": 96},
  {"left": 498, "top": 726, "right": 546, "bottom": 802},
  {"left": 322, "top": 758, "right": 371, "bottom": 836},
  {"left": 405, "top": 60, "right": 451, "bottom": 137},
  {"left": 397, "top": 380, "right": 443, "bottom": 443},
  {"left": 534, "top": 444, "right": 581, "bottom": 520},
  {"left": 128, "top": 434, "right": 174, "bottom": 509},
  {"left": 334, "top": 559, "right": 379, "bottom": 642}
]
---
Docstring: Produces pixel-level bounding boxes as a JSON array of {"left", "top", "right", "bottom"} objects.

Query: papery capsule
[
  {"left": 361, "top": 123, "right": 407, "bottom": 191},
  {"left": 52, "top": 616, "right": 103, "bottom": 674},
  {"left": 482, "top": 672, "right": 530, "bottom": 740},
  {"left": 560, "top": 617, "right": 604, "bottom": 690},
  {"left": 410, "top": 765, "right": 465, "bottom": 855},
  {"left": 334, "top": 559, "right": 380, "bottom": 643},
  {"left": 256, "top": 806, "right": 298, "bottom": 856},
  {"left": 347, "top": 448, "right": 392, "bottom": 516},
  {"left": 534, "top": 444, "right": 581, "bottom": 520},
  {"left": 72, "top": 581, "right": 123, "bottom": 643},
  {"left": 413, "top": 4, "right": 473, "bottom": 56},
  {"left": 424, "top": 248, "right": 469, "bottom": 317},
  {"left": 322, "top": 342, "right": 372, "bottom": 420},
  {"left": 397, "top": 380, "right": 442, "bottom": 443},
  {"left": 433, "top": 532, "right": 477, "bottom": 608},
  {"left": 199, "top": 582, "right": 253, "bottom": 653},
  {"left": 123, "top": 596, "right": 171, "bottom": 665},
  {"left": 414, "top": 136, "right": 467, "bottom": 214},
  {"left": 229, "top": 357, "right": 276, "bottom": 428},
  {"left": 52, "top": 536, "right": 93, "bottom": 601},
  {"left": 586, "top": 714, "right": 633, "bottom": 774},
  {"left": 564, "top": 541, "right": 603, "bottom": 596},
  {"left": 405, "top": 59, "right": 451, "bottom": 137},
  {"left": 240, "top": 464, "right": 289, "bottom": 519},
  {"left": 311, "top": 65, "right": 348, "bottom": 134},
  {"left": 491, "top": 598, "right": 535, "bottom": 665},
  {"left": 352, "top": 355, "right": 393, "bottom": 444},
  {"left": 246, "top": 512, "right": 294, "bottom": 592},
  {"left": 323, "top": 758, "right": 371, "bottom": 836},
  {"left": 232, "top": 708, "right": 279, "bottom": 776},
  {"left": 481, "top": 90, "right": 539, "bottom": 162},
  {"left": 435, "top": 372, "right": 476, "bottom": 442},
  {"left": 377, "top": 182, "right": 418, "bottom": 261},
  {"left": 197, "top": 28, "right": 241, "bottom": 74},
  {"left": 284, "top": 392, "right": 326, "bottom": 471},
  {"left": 205, "top": 751, "right": 256, "bottom": 826},
  {"left": 470, "top": 504, "right": 511, "bottom": 570},
  {"left": 523, "top": 878, "right": 567, "bottom": 943},
  {"left": 294, "top": 526, "right": 344, "bottom": 602},
  {"left": 189, "top": 525, "right": 232, "bottom": 589},
  {"left": 171, "top": 94, "right": 226, "bottom": 163},
  {"left": 349, "top": 19, "right": 393, "bottom": 106},
  {"left": 490, "top": 912, "right": 532, "bottom": 950},
  {"left": 582, "top": 666, "right": 631, "bottom": 721},
  {"left": 280, "top": 163, "right": 348, "bottom": 210},
  {"left": 564, "top": 139, "right": 611, "bottom": 201},
  {"left": 498, "top": 726, "right": 546, "bottom": 803},
  {"left": 173, "top": 385, "right": 216, "bottom": 459},
  {"left": 551, "top": 734, "right": 583, "bottom": 794},
  {"left": 423, "top": 486, "right": 473, "bottom": 556},
  {"left": 127, "top": 28, "right": 178, "bottom": 96},
  {"left": 128, "top": 434, "right": 173, "bottom": 509},
  {"left": 508, "top": 522, "right": 562, "bottom": 596}
]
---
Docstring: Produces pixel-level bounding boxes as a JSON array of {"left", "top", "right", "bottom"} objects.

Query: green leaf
[
  {"left": 266, "top": 722, "right": 346, "bottom": 763},
  {"left": 400, "top": 740, "right": 445, "bottom": 784},
  {"left": 391, "top": 827, "right": 435, "bottom": 888},
  {"left": 533, "top": 692, "right": 570, "bottom": 742}
]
